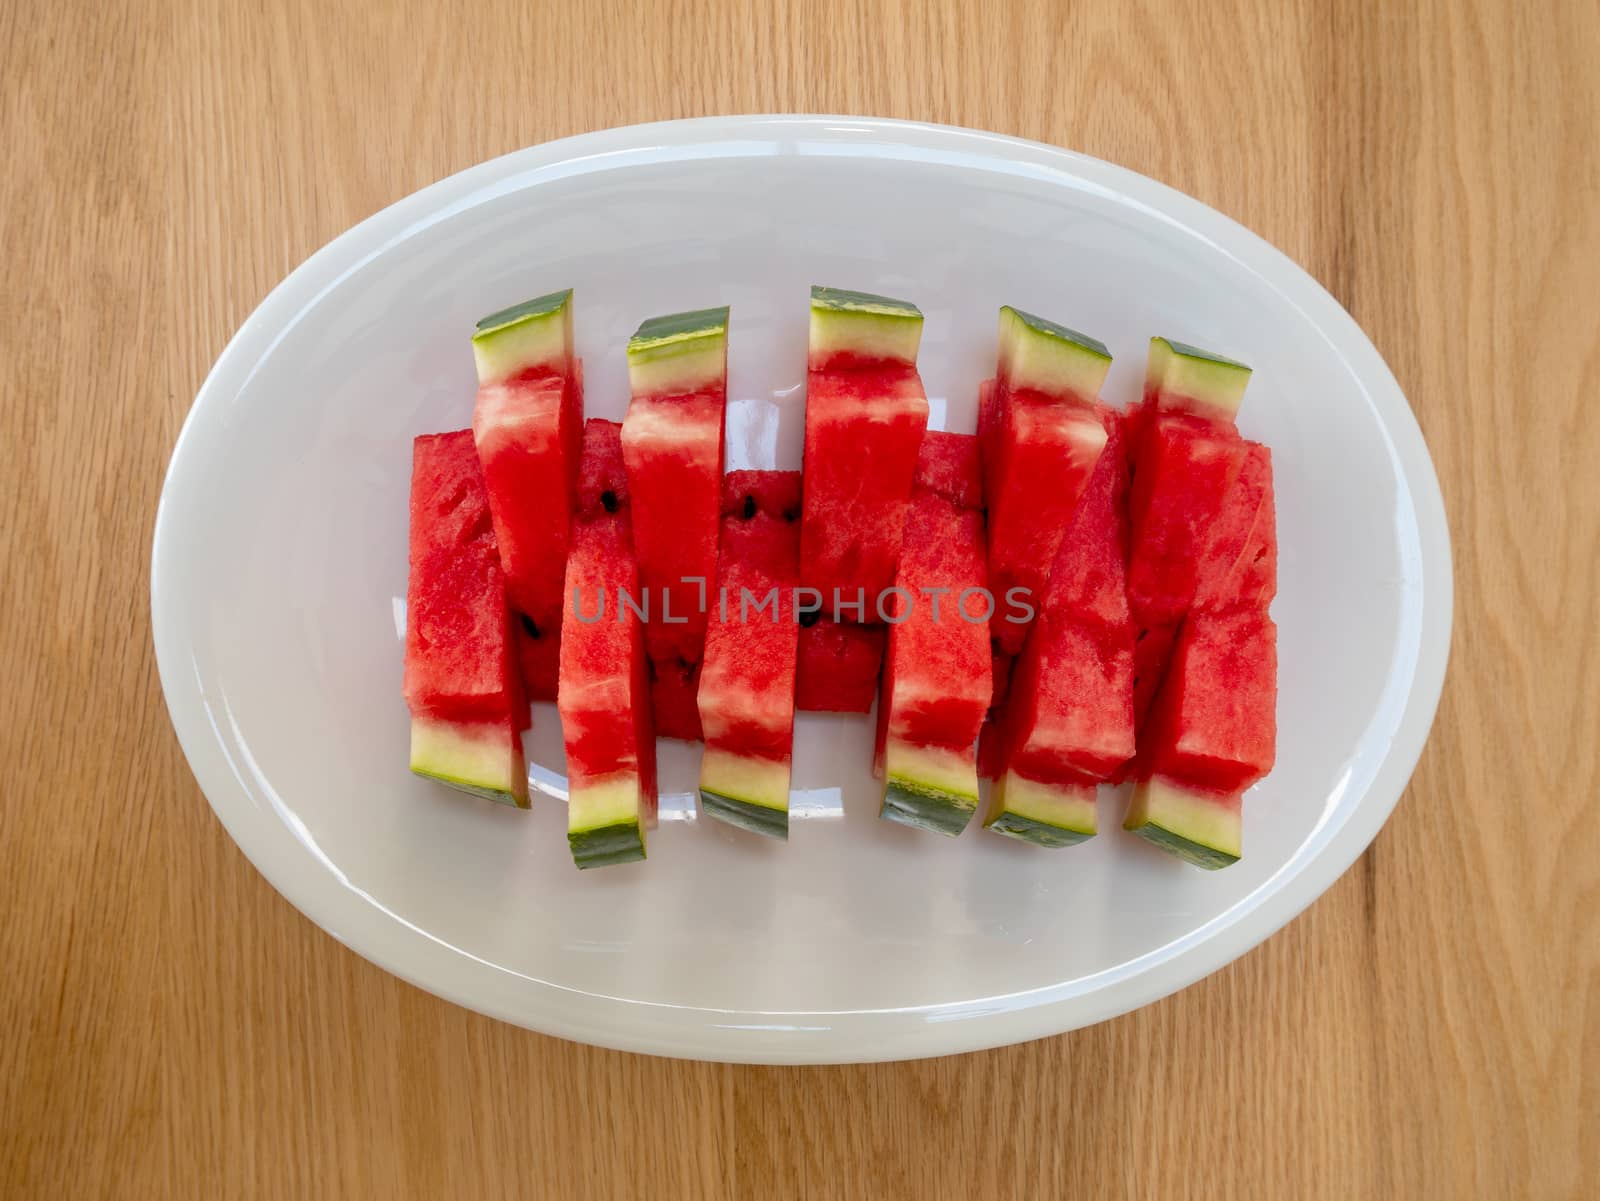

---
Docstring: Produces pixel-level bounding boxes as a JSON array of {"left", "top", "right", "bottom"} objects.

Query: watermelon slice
[
  {"left": 403, "top": 431, "right": 527, "bottom": 807},
  {"left": 697, "top": 470, "right": 802, "bottom": 839},
  {"left": 1124, "top": 337, "right": 1254, "bottom": 722},
  {"left": 470, "top": 289, "right": 583, "bottom": 702},
  {"left": 981, "top": 416, "right": 1135, "bottom": 846},
  {"left": 874, "top": 432, "right": 992, "bottom": 836},
  {"left": 620, "top": 308, "right": 728, "bottom": 697},
  {"left": 558, "top": 420, "right": 658, "bottom": 868},
  {"left": 799, "top": 286, "right": 930, "bottom": 609},
  {"left": 979, "top": 309, "right": 1112, "bottom": 656},
  {"left": 1126, "top": 439, "right": 1277, "bottom": 869},
  {"left": 794, "top": 618, "right": 884, "bottom": 712}
]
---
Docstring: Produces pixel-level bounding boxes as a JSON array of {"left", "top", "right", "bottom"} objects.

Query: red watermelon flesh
[
  {"left": 721, "top": 468, "right": 803, "bottom": 522},
  {"left": 877, "top": 432, "right": 991, "bottom": 754},
  {"left": 403, "top": 431, "right": 520, "bottom": 721},
  {"left": 650, "top": 656, "right": 703, "bottom": 742},
  {"left": 977, "top": 641, "right": 1015, "bottom": 778},
  {"left": 976, "top": 369, "right": 1014, "bottom": 726},
  {"left": 576, "top": 418, "right": 630, "bottom": 514},
  {"left": 912, "top": 428, "right": 986, "bottom": 510},
  {"left": 636, "top": 657, "right": 658, "bottom": 813},
  {"left": 976, "top": 378, "right": 1000, "bottom": 504},
  {"left": 998, "top": 620, "right": 1135, "bottom": 784},
  {"left": 799, "top": 366, "right": 929, "bottom": 607},
  {"left": 989, "top": 644, "right": 1014, "bottom": 709},
  {"left": 976, "top": 704, "right": 1007, "bottom": 780},
  {"left": 1130, "top": 620, "right": 1181, "bottom": 743},
  {"left": 1192, "top": 442, "right": 1277, "bottom": 613},
  {"left": 1125, "top": 410, "right": 1248, "bottom": 628},
  {"left": 1128, "top": 401, "right": 1276, "bottom": 864},
  {"left": 473, "top": 361, "right": 583, "bottom": 702},
  {"left": 620, "top": 389, "right": 724, "bottom": 668},
  {"left": 983, "top": 421, "right": 1135, "bottom": 783},
  {"left": 699, "top": 471, "right": 801, "bottom": 760},
  {"left": 1120, "top": 441, "right": 1267, "bottom": 770},
  {"left": 1138, "top": 607, "right": 1277, "bottom": 794},
  {"left": 559, "top": 421, "right": 658, "bottom": 819},
  {"left": 981, "top": 384, "right": 1109, "bottom": 656},
  {"left": 514, "top": 614, "right": 559, "bottom": 716},
  {"left": 795, "top": 619, "right": 884, "bottom": 712},
  {"left": 1133, "top": 435, "right": 1277, "bottom": 793},
  {"left": 1044, "top": 411, "right": 1132, "bottom": 627},
  {"left": 1121, "top": 396, "right": 1155, "bottom": 462}
]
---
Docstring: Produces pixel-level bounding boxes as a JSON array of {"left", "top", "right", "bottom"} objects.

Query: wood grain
[{"left": 2, "top": 0, "right": 1596, "bottom": 1196}]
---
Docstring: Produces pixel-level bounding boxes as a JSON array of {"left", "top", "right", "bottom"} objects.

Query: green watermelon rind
[
  {"left": 810, "top": 285, "right": 922, "bottom": 319},
  {"left": 998, "top": 305, "right": 1112, "bottom": 401},
  {"left": 1147, "top": 335, "right": 1253, "bottom": 421},
  {"left": 627, "top": 306, "right": 730, "bottom": 397},
  {"left": 1004, "top": 306, "right": 1111, "bottom": 359},
  {"left": 700, "top": 789, "right": 790, "bottom": 840},
  {"left": 409, "top": 716, "right": 528, "bottom": 809},
  {"left": 474, "top": 288, "right": 572, "bottom": 335},
  {"left": 809, "top": 285, "right": 923, "bottom": 367},
  {"left": 628, "top": 306, "right": 730, "bottom": 355},
  {"left": 1126, "top": 821, "right": 1239, "bottom": 870},
  {"left": 985, "top": 811, "right": 1094, "bottom": 849},
  {"left": 1124, "top": 776, "right": 1242, "bottom": 870},
  {"left": 568, "top": 821, "right": 648, "bottom": 869},
  {"left": 471, "top": 288, "right": 574, "bottom": 384},
  {"left": 698, "top": 747, "right": 791, "bottom": 839},
  {"left": 879, "top": 738, "right": 980, "bottom": 836},
  {"left": 410, "top": 768, "right": 524, "bottom": 808},
  {"left": 1160, "top": 337, "right": 1249, "bottom": 369},
  {"left": 880, "top": 775, "right": 979, "bottom": 837},
  {"left": 568, "top": 775, "right": 647, "bottom": 868},
  {"left": 980, "top": 770, "right": 1096, "bottom": 848}
]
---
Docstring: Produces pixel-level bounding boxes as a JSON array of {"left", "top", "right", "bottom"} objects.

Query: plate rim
[{"left": 151, "top": 114, "right": 1453, "bottom": 1063}]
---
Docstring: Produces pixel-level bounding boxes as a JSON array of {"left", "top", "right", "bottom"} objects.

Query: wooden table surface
[{"left": 4, "top": 0, "right": 1597, "bottom": 1196}]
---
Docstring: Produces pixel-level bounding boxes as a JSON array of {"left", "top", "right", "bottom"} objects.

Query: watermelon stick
[
  {"left": 558, "top": 421, "right": 658, "bottom": 868},
  {"left": 697, "top": 472, "right": 802, "bottom": 839},
  {"left": 402, "top": 431, "right": 528, "bottom": 808},
  {"left": 875, "top": 432, "right": 992, "bottom": 836},
  {"left": 1126, "top": 441, "right": 1277, "bottom": 869},
  {"left": 470, "top": 289, "right": 583, "bottom": 703},
  {"left": 981, "top": 416, "right": 1135, "bottom": 847},
  {"left": 621, "top": 307, "right": 730, "bottom": 740},
  {"left": 1124, "top": 337, "right": 1254, "bottom": 724}
]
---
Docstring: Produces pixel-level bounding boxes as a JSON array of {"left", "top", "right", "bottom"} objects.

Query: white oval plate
[{"left": 153, "top": 116, "right": 1450, "bottom": 1063}]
